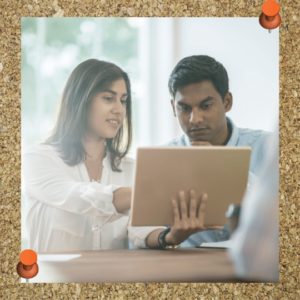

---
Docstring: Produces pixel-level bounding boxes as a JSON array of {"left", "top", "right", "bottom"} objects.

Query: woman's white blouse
[{"left": 22, "top": 144, "right": 162, "bottom": 253}]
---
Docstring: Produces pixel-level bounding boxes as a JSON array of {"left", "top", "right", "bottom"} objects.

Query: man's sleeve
[{"left": 127, "top": 221, "right": 166, "bottom": 248}]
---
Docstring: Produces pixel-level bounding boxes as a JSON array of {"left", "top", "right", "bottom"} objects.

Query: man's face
[{"left": 171, "top": 80, "right": 232, "bottom": 144}]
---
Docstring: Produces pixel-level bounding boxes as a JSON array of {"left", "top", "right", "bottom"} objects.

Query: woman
[
  {"left": 23, "top": 59, "right": 219, "bottom": 252},
  {"left": 23, "top": 59, "right": 136, "bottom": 252}
]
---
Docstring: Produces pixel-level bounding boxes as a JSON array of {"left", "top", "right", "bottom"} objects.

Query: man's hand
[
  {"left": 165, "top": 189, "right": 223, "bottom": 245},
  {"left": 190, "top": 141, "right": 212, "bottom": 146}
]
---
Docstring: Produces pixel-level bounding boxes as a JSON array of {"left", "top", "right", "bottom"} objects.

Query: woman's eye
[
  {"left": 121, "top": 99, "right": 127, "bottom": 105},
  {"left": 104, "top": 97, "right": 113, "bottom": 102}
]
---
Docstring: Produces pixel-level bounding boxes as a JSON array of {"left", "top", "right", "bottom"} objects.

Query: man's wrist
[{"left": 164, "top": 232, "right": 176, "bottom": 245}]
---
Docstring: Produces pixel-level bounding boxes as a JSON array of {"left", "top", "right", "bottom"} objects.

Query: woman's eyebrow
[{"left": 102, "top": 89, "right": 127, "bottom": 97}]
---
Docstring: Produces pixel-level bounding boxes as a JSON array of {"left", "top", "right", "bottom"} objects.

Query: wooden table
[{"left": 28, "top": 247, "right": 239, "bottom": 283}]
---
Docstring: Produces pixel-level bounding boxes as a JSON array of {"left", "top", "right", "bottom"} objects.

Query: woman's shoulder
[
  {"left": 105, "top": 151, "right": 135, "bottom": 166},
  {"left": 107, "top": 154, "right": 135, "bottom": 172},
  {"left": 22, "top": 143, "right": 58, "bottom": 157},
  {"left": 117, "top": 155, "right": 135, "bottom": 175},
  {"left": 121, "top": 155, "right": 135, "bottom": 165}
]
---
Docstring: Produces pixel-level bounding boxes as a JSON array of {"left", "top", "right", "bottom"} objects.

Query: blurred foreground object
[
  {"left": 226, "top": 204, "right": 241, "bottom": 236},
  {"left": 229, "top": 128, "right": 279, "bottom": 282}
]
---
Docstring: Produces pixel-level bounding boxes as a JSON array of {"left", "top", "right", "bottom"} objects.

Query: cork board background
[{"left": 0, "top": 0, "right": 299, "bottom": 299}]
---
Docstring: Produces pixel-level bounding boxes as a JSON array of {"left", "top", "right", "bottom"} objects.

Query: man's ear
[
  {"left": 171, "top": 99, "right": 177, "bottom": 117},
  {"left": 223, "top": 92, "right": 233, "bottom": 113}
]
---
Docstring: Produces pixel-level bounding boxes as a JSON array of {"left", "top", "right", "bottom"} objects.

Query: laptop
[{"left": 130, "top": 147, "right": 251, "bottom": 227}]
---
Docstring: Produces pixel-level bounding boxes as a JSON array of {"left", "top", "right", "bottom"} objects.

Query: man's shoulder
[
  {"left": 163, "top": 134, "right": 187, "bottom": 147},
  {"left": 237, "top": 127, "right": 273, "bottom": 147},
  {"left": 238, "top": 127, "right": 271, "bottom": 137}
]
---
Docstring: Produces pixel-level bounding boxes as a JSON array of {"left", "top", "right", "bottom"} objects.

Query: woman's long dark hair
[{"left": 42, "top": 59, "right": 133, "bottom": 172}]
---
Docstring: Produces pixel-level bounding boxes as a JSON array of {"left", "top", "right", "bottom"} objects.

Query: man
[
  {"left": 164, "top": 55, "right": 272, "bottom": 247},
  {"left": 128, "top": 55, "right": 272, "bottom": 249}
]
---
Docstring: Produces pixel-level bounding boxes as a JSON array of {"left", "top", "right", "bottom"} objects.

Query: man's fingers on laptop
[
  {"left": 171, "top": 199, "right": 181, "bottom": 228},
  {"left": 189, "top": 190, "right": 197, "bottom": 228},
  {"left": 179, "top": 191, "right": 189, "bottom": 230},
  {"left": 197, "top": 193, "right": 208, "bottom": 227}
]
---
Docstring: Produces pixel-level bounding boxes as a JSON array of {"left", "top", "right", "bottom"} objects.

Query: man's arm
[{"left": 145, "top": 228, "right": 165, "bottom": 248}]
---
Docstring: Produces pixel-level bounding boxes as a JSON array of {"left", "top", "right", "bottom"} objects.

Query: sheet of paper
[
  {"left": 37, "top": 254, "right": 82, "bottom": 262},
  {"left": 198, "top": 240, "right": 233, "bottom": 248}
]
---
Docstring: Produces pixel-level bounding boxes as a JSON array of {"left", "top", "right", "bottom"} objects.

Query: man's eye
[
  {"left": 202, "top": 104, "right": 212, "bottom": 109},
  {"left": 179, "top": 106, "right": 189, "bottom": 112}
]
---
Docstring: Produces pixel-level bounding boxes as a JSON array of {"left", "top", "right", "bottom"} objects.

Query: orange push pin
[
  {"left": 259, "top": 0, "right": 281, "bottom": 33},
  {"left": 17, "top": 249, "right": 39, "bottom": 281}
]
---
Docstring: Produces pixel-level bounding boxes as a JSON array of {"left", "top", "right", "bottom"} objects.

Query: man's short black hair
[{"left": 168, "top": 55, "right": 229, "bottom": 101}]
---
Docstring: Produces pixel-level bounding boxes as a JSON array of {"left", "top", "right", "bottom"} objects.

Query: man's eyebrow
[
  {"left": 200, "top": 96, "right": 215, "bottom": 104},
  {"left": 176, "top": 100, "right": 190, "bottom": 106},
  {"left": 102, "top": 89, "right": 128, "bottom": 97},
  {"left": 176, "top": 96, "right": 215, "bottom": 106}
]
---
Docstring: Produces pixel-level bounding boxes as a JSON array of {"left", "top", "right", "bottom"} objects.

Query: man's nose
[{"left": 189, "top": 107, "right": 204, "bottom": 124}]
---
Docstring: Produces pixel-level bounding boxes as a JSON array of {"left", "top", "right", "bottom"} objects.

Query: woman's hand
[
  {"left": 113, "top": 187, "right": 132, "bottom": 213},
  {"left": 165, "top": 189, "right": 223, "bottom": 245}
]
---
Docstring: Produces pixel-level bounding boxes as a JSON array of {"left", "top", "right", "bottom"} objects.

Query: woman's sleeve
[{"left": 22, "top": 152, "right": 128, "bottom": 227}]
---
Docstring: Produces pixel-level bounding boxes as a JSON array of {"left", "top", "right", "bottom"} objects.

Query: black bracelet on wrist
[
  {"left": 157, "top": 228, "right": 180, "bottom": 249},
  {"left": 159, "top": 227, "right": 171, "bottom": 248},
  {"left": 157, "top": 230, "right": 164, "bottom": 248}
]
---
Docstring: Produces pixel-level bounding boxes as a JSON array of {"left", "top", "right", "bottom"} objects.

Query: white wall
[
  {"left": 134, "top": 18, "right": 279, "bottom": 156},
  {"left": 176, "top": 18, "right": 279, "bottom": 132}
]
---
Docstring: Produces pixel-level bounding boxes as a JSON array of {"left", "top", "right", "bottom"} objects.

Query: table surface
[{"left": 28, "top": 247, "right": 239, "bottom": 283}]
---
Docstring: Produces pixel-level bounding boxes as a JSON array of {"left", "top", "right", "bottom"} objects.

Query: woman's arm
[
  {"left": 23, "top": 152, "right": 130, "bottom": 226},
  {"left": 113, "top": 187, "right": 131, "bottom": 213}
]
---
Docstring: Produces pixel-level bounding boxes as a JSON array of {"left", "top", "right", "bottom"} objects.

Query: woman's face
[{"left": 86, "top": 78, "right": 128, "bottom": 140}]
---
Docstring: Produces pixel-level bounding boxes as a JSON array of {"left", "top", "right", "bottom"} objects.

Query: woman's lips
[{"left": 107, "top": 119, "right": 121, "bottom": 128}]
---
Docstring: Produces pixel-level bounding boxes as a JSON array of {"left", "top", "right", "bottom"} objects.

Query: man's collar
[
  {"left": 183, "top": 116, "right": 239, "bottom": 146},
  {"left": 183, "top": 132, "right": 192, "bottom": 146},
  {"left": 225, "top": 116, "right": 239, "bottom": 146}
]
